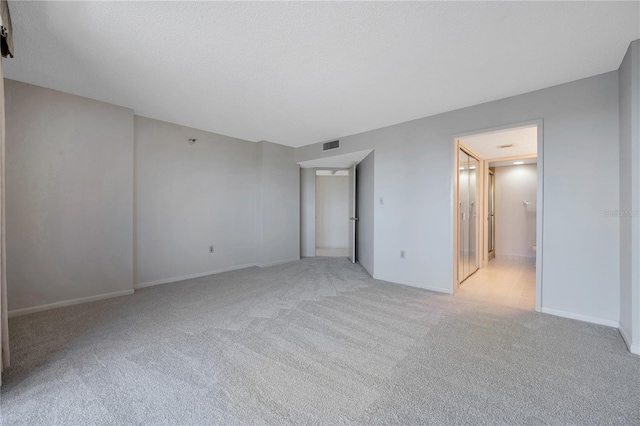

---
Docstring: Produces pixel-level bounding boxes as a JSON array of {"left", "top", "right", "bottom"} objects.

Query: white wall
[
  {"left": 315, "top": 175, "right": 349, "bottom": 249},
  {"left": 296, "top": 71, "right": 620, "bottom": 326},
  {"left": 135, "top": 116, "right": 258, "bottom": 287},
  {"left": 300, "top": 168, "right": 316, "bottom": 257},
  {"left": 619, "top": 39, "right": 640, "bottom": 354},
  {"left": 5, "top": 81, "right": 301, "bottom": 312},
  {"left": 357, "top": 151, "right": 375, "bottom": 275},
  {"left": 137, "top": 122, "right": 300, "bottom": 285},
  {"left": 256, "top": 141, "right": 300, "bottom": 267},
  {"left": 5, "top": 80, "right": 134, "bottom": 313},
  {"left": 494, "top": 164, "right": 537, "bottom": 262}
]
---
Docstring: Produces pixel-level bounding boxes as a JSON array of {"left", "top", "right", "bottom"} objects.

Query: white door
[{"left": 349, "top": 163, "right": 357, "bottom": 263}]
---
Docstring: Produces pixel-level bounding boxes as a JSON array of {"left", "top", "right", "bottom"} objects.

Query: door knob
[{"left": 350, "top": 217, "right": 358, "bottom": 221}]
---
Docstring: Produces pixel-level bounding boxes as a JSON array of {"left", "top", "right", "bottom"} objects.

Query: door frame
[
  {"left": 450, "top": 119, "right": 544, "bottom": 312},
  {"left": 487, "top": 167, "right": 495, "bottom": 262},
  {"left": 457, "top": 144, "right": 482, "bottom": 284},
  {"left": 348, "top": 163, "right": 357, "bottom": 263}
]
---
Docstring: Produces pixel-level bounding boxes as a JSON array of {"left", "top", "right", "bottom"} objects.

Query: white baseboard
[
  {"left": 373, "top": 274, "right": 451, "bottom": 294},
  {"left": 541, "top": 307, "right": 619, "bottom": 328},
  {"left": 257, "top": 258, "right": 300, "bottom": 268},
  {"left": 359, "top": 263, "right": 374, "bottom": 278},
  {"left": 8, "top": 289, "right": 135, "bottom": 318},
  {"left": 135, "top": 263, "right": 257, "bottom": 289},
  {"left": 495, "top": 253, "right": 535, "bottom": 263},
  {"left": 618, "top": 323, "right": 640, "bottom": 355}
]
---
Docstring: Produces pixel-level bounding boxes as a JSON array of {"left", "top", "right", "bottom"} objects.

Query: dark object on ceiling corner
[{"left": 1, "top": 0, "right": 13, "bottom": 58}]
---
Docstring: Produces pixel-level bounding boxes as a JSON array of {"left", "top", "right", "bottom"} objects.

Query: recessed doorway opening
[
  {"left": 452, "top": 121, "right": 543, "bottom": 311},
  {"left": 299, "top": 149, "right": 374, "bottom": 271},
  {"left": 315, "top": 169, "right": 351, "bottom": 258}
]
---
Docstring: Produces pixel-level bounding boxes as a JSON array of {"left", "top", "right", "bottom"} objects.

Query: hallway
[{"left": 457, "top": 259, "right": 536, "bottom": 310}]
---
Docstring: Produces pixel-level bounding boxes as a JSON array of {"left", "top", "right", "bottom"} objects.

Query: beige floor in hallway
[{"left": 457, "top": 258, "right": 536, "bottom": 310}]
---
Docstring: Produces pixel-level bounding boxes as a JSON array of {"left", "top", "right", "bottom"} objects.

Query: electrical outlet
[
  {"left": 400, "top": 250, "right": 406, "bottom": 259},
  {"left": 209, "top": 245, "right": 214, "bottom": 253}
]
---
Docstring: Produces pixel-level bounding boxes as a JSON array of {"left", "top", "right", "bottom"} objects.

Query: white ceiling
[
  {"left": 489, "top": 158, "right": 537, "bottom": 168},
  {"left": 316, "top": 170, "right": 349, "bottom": 177},
  {"left": 298, "top": 149, "right": 373, "bottom": 169},
  {"left": 460, "top": 125, "right": 537, "bottom": 160},
  {"left": 4, "top": 2, "right": 639, "bottom": 147}
]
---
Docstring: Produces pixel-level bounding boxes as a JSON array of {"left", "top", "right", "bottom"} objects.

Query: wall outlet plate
[
  {"left": 400, "top": 250, "right": 406, "bottom": 259},
  {"left": 209, "top": 245, "right": 214, "bottom": 253}
]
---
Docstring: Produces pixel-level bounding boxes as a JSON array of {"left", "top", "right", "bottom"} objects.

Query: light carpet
[{"left": 1, "top": 257, "right": 638, "bottom": 425}]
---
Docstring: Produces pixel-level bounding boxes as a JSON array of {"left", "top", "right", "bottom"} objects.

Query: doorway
[
  {"left": 315, "top": 169, "right": 350, "bottom": 258},
  {"left": 452, "top": 121, "right": 543, "bottom": 311},
  {"left": 298, "top": 149, "right": 374, "bottom": 269}
]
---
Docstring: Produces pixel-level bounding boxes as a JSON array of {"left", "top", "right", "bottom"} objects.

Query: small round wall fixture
[{"left": 188, "top": 138, "right": 197, "bottom": 145}]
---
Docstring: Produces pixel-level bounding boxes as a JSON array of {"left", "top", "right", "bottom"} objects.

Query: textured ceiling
[
  {"left": 460, "top": 125, "right": 537, "bottom": 160},
  {"left": 4, "top": 1, "right": 639, "bottom": 147}
]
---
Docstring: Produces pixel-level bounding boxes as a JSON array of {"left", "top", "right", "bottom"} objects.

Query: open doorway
[
  {"left": 453, "top": 122, "right": 542, "bottom": 311},
  {"left": 315, "top": 169, "right": 350, "bottom": 258},
  {"left": 299, "top": 149, "right": 374, "bottom": 268}
]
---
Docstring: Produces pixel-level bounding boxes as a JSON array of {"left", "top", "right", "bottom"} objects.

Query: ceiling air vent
[
  {"left": 498, "top": 144, "right": 514, "bottom": 149},
  {"left": 322, "top": 140, "right": 340, "bottom": 152}
]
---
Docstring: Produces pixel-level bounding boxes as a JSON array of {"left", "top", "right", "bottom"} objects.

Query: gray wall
[
  {"left": 5, "top": 82, "right": 301, "bottom": 312},
  {"left": 357, "top": 151, "right": 375, "bottom": 275},
  {"left": 619, "top": 39, "right": 640, "bottom": 353},
  {"left": 135, "top": 116, "right": 258, "bottom": 287},
  {"left": 5, "top": 80, "right": 134, "bottom": 312},
  {"left": 300, "top": 168, "right": 316, "bottom": 257},
  {"left": 256, "top": 141, "right": 300, "bottom": 267},
  {"left": 494, "top": 164, "right": 537, "bottom": 262},
  {"left": 296, "top": 72, "right": 621, "bottom": 325}
]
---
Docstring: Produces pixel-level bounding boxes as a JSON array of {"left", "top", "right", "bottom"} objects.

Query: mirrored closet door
[{"left": 459, "top": 147, "right": 479, "bottom": 283}]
